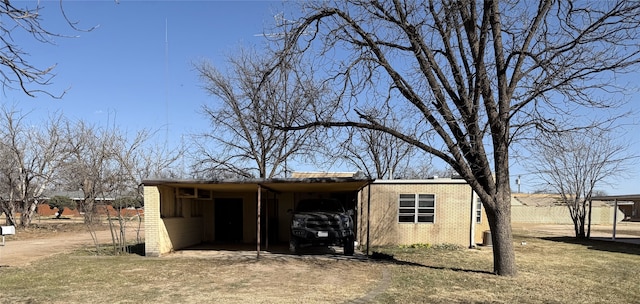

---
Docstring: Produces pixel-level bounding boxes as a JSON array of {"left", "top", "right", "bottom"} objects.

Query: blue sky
[
  {"left": 8, "top": 0, "right": 283, "bottom": 145},
  {"left": 4, "top": 1, "right": 639, "bottom": 194}
]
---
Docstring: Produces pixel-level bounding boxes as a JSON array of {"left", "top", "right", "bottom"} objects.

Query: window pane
[
  {"left": 399, "top": 208, "right": 416, "bottom": 214},
  {"left": 399, "top": 215, "right": 415, "bottom": 222},
  {"left": 418, "top": 208, "right": 434, "bottom": 214},
  {"left": 418, "top": 194, "right": 434, "bottom": 200},
  {"left": 418, "top": 194, "right": 435, "bottom": 207},
  {"left": 400, "top": 200, "right": 415, "bottom": 207},
  {"left": 419, "top": 200, "right": 434, "bottom": 208},
  {"left": 417, "top": 215, "right": 434, "bottom": 223},
  {"left": 400, "top": 194, "right": 415, "bottom": 200}
]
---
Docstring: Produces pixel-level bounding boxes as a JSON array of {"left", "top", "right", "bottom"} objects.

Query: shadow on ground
[
  {"left": 368, "top": 251, "right": 494, "bottom": 275},
  {"left": 541, "top": 236, "right": 640, "bottom": 255},
  {"left": 162, "top": 243, "right": 495, "bottom": 275},
  {"left": 126, "top": 243, "right": 145, "bottom": 256},
  {"left": 182, "top": 242, "right": 356, "bottom": 256}
]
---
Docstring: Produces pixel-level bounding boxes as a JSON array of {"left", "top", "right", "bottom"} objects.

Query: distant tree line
[{"left": 0, "top": 106, "right": 182, "bottom": 228}]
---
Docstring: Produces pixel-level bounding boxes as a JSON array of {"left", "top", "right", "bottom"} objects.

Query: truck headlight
[{"left": 292, "top": 218, "right": 305, "bottom": 228}]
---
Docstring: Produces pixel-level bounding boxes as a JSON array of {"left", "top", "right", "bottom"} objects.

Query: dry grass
[
  {"left": 1, "top": 226, "right": 639, "bottom": 303},
  {"left": 4, "top": 219, "right": 112, "bottom": 241},
  {"left": 372, "top": 233, "right": 640, "bottom": 303},
  {"left": 0, "top": 249, "right": 382, "bottom": 304}
]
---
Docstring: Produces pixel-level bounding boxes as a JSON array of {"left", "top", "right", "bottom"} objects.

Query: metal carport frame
[{"left": 591, "top": 194, "right": 640, "bottom": 240}]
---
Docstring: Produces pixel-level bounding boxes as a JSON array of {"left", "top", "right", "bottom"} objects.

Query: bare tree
[
  {"left": 130, "top": 142, "right": 184, "bottom": 182},
  {"left": 529, "top": 128, "right": 635, "bottom": 239},
  {"left": 0, "top": 143, "right": 19, "bottom": 225},
  {"left": 63, "top": 120, "right": 111, "bottom": 225},
  {"left": 62, "top": 120, "right": 177, "bottom": 252},
  {"left": 0, "top": 1, "right": 97, "bottom": 97},
  {"left": 396, "top": 164, "right": 457, "bottom": 180},
  {"left": 0, "top": 106, "right": 67, "bottom": 227},
  {"left": 336, "top": 127, "right": 416, "bottom": 179},
  {"left": 193, "top": 48, "right": 318, "bottom": 178},
  {"left": 118, "top": 139, "right": 183, "bottom": 246},
  {"left": 274, "top": 0, "right": 640, "bottom": 275},
  {"left": 62, "top": 121, "right": 148, "bottom": 224}
]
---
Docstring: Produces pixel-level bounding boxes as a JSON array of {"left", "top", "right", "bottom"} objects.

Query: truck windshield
[{"left": 296, "top": 199, "right": 343, "bottom": 212}]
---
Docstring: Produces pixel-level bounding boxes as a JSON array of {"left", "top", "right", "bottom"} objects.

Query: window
[
  {"left": 398, "top": 194, "right": 435, "bottom": 223},
  {"left": 177, "top": 187, "right": 196, "bottom": 198},
  {"left": 476, "top": 198, "right": 482, "bottom": 223}
]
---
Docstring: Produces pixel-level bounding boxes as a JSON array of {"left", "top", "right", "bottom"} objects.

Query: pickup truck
[{"left": 289, "top": 198, "right": 355, "bottom": 256}]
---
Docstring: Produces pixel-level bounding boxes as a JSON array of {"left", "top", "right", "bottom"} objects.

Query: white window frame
[
  {"left": 476, "top": 198, "right": 482, "bottom": 224},
  {"left": 398, "top": 193, "right": 435, "bottom": 223}
]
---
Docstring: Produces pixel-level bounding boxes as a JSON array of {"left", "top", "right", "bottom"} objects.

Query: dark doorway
[
  {"left": 261, "top": 198, "right": 280, "bottom": 246},
  {"left": 215, "top": 198, "right": 243, "bottom": 242}
]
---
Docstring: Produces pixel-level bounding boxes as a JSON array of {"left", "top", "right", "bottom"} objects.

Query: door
[
  {"left": 261, "top": 198, "right": 280, "bottom": 245},
  {"left": 215, "top": 198, "right": 243, "bottom": 243}
]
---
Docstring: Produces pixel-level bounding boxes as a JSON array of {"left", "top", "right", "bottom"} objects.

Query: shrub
[{"left": 47, "top": 196, "right": 76, "bottom": 219}]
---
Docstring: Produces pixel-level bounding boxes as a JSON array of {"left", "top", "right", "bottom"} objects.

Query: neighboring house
[
  {"left": 37, "top": 191, "right": 142, "bottom": 218},
  {"left": 142, "top": 175, "right": 489, "bottom": 257},
  {"left": 510, "top": 193, "right": 624, "bottom": 225}
]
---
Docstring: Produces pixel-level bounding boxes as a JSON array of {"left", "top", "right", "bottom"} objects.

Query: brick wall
[
  {"left": 358, "top": 180, "right": 489, "bottom": 247},
  {"left": 37, "top": 204, "right": 143, "bottom": 218},
  {"left": 145, "top": 185, "right": 208, "bottom": 256},
  {"left": 144, "top": 185, "right": 161, "bottom": 257}
]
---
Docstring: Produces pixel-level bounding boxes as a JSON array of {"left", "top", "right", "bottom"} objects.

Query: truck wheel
[
  {"left": 343, "top": 236, "right": 354, "bottom": 256},
  {"left": 289, "top": 237, "right": 299, "bottom": 254}
]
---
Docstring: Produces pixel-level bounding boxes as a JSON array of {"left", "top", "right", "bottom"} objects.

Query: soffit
[
  {"left": 142, "top": 178, "right": 372, "bottom": 193},
  {"left": 590, "top": 194, "right": 640, "bottom": 202}
]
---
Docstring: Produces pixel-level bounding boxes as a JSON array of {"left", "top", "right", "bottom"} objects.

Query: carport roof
[
  {"left": 141, "top": 177, "right": 374, "bottom": 193},
  {"left": 590, "top": 194, "right": 640, "bottom": 202}
]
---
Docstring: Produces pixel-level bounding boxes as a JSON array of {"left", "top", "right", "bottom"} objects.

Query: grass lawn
[
  {"left": 373, "top": 233, "right": 640, "bottom": 303},
  {"left": 0, "top": 232, "right": 638, "bottom": 303}
]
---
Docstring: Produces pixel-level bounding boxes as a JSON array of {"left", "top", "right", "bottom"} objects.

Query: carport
[
  {"left": 591, "top": 194, "right": 640, "bottom": 240},
  {"left": 142, "top": 177, "right": 372, "bottom": 258}
]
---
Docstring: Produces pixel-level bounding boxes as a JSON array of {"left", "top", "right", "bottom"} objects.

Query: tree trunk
[
  {"left": 82, "top": 198, "right": 97, "bottom": 224},
  {"left": 1, "top": 202, "right": 17, "bottom": 226},
  {"left": 486, "top": 202, "right": 517, "bottom": 276},
  {"left": 571, "top": 203, "right": 587, "bottom": 239},
  {"left": 19, "top": 200, "right": 38, "bottom": 227},
  {"left": 572, "top": 216, "right": 586, "bottom": 239},
  {"left": 577, "top": 225, "right": 586, "bottom": 239}
]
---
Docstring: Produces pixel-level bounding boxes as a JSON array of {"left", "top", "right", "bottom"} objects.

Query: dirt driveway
[{"left": 0, "top": 224, "right": 143, "bottom": 267}]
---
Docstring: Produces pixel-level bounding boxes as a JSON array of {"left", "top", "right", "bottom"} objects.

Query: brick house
[
  {"left": 142, "top": 176, "right": 488, "bottom": 257},
  {"left": 37, "top": 191, "right": 143, "bottom": 218}
]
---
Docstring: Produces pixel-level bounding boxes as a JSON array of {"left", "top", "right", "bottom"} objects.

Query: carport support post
[
  {"left": 366, "top": 184, "right": 371, "bottom": 256},
  {"left": 257, "top": 184, "right": 262, "bottom": 259},
  {"left": 612, "top": 199, "right": 618, "bottom": 240}
]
